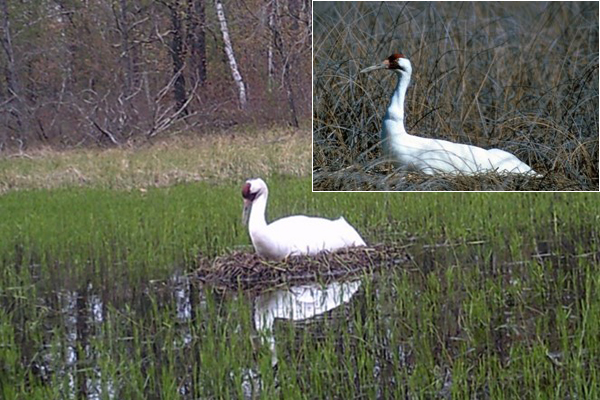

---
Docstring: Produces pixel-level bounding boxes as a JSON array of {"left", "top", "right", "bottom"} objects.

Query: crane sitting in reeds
[{"left": 361, "top": 53, "right": 539, "bottom": 176}]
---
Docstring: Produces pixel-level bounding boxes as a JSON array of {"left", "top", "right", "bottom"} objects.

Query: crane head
[
  {"left": 242, "top": 178, "right": 268, "bottom": 225},
  {"left": 360, "top": 53, "right": 411, "bottom": 74}
]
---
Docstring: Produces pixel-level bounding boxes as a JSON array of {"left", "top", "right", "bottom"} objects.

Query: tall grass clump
[{"left": 313, "top": 2, "right": 599, "bottom": 191}]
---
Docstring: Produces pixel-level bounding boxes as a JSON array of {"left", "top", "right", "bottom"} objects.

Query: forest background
[{"left": 0, "top": 0, "right": 310, "bottom": 150}]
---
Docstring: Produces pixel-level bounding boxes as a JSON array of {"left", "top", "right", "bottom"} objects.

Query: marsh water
[
  {"left": 4, "top": 233, "right": 597, "bottom": 398},
  {"left": 26, "top": 276, "right": 363, "bottom": 399}
]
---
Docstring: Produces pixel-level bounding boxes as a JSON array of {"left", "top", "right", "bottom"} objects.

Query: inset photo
[{"left": 313, "top": 2, "right": 599, "bottom": 191}]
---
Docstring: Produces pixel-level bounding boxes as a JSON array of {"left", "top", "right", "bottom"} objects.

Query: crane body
[{"left": 242, "top": 178, "right": 366, "bottom": 260}]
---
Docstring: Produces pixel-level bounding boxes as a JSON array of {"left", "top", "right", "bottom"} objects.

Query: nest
[
  {"left": 312, "top": 164, "right": 578, "bottom": 191},
  {"left": 195, "top": 245, "right": 411, "bottom": 291}
]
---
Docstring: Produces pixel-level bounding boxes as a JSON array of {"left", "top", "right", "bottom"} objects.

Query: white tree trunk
[{"left": 214, "top": 0, "right": 247, "bottom": 110}]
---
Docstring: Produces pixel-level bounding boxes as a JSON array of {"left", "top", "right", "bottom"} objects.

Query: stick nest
[{"left": 196, "top": 245, "right": 411, "bottom": 291}]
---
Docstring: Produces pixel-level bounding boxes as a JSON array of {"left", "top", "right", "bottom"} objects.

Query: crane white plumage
[
  {"left": 242, "top": 178, "right": 366, "bottom": 260},
  {"left": 361, "top": 53, "right": 539, "bottom": 176}
]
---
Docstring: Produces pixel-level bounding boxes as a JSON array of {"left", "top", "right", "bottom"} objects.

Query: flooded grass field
[{"left": 1, "top": 176, "right": 598, "bottom": 398}]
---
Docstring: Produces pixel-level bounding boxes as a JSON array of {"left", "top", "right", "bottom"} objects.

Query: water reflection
[
  {"left": 49, "top": 285, "right": 115, "bottom": 400},
  {"left": 253, "top": 279, "right": 362, "bottom": 366},
  {"left": 22, "top": 273, "right": 363, "bottom": 399}
]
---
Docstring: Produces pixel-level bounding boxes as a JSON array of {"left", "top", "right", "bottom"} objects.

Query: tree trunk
[
  {"left": 269, "top": 0, "right": 298, "bottom": 127},
  {"left": 0, "top": 0, "right": 19, "bottom": 99},
  {"left": 266, "top": 0, "right": 275, "bottom": 90},
  {"left": 116, "top": 0, "right": 135, "bottom": 97},
  {"left": 0, "top": 0, "right": 30, "bottom": 143},
  {"left": 187, "top": 0, "right": 207, "bottom": 86},
  {"left": 214, "top": 0, "right": 247, "bottom": 110},
  {"left": 170, "top": 2, "right": 188, "bottom": 115},
  {"left": 281, "top": 61, "right": 298, "bottom": 127}
]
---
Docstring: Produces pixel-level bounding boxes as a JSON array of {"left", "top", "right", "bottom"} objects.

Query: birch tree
[{"left": 214, "top": 0, "right": 247, "bottom": 110}]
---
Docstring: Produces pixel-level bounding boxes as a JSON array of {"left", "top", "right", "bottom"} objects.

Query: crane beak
[
  {"left": 360, "top": 63, "right": 387, "bottom": 73},
  {"left": 242, "top": 199, "right": 252, "bottom": 225}
]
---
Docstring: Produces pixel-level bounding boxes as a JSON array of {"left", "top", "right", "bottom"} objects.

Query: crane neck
[
  {"left": 249, "top": 192, "right": 268, "bottom": 231},
  {"left": 385, "top": 70, "right": 410, "bottom": 127}
]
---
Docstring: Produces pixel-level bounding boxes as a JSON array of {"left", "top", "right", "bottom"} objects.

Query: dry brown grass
[
  {"left": 0, "top": 125, "right": 311, "bottom": 193},
  {"left": 313, "top": 2, "right": 599, "bottom": 191},
  {"left": 314, "top": 164, "right": 581, "bottom": 191}
]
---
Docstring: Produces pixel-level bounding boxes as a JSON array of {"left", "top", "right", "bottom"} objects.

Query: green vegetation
[
  {"left": 0, "top": 125, "right": 598, "bottom": 397},
  {"left": 313, "top": 2, "right": 599, "bottom": 190},
  {"left": 1, "top": 174, "right": 597, "bottom": 283},
  {"left": 1, "top": 172, "right": 598, "bottom": 397}
]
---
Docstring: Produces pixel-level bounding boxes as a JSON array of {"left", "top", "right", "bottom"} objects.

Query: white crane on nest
[
  {"left": 361, "top": 53, "right": 539, "bottom": 176},
  {"left": 242, "top": 178, "right": 366, "bottom": 260}
]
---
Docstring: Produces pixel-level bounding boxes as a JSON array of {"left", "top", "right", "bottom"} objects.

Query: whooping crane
[
  {"left": 361, "top": 53, "right": 539, "bottom": 176},
  {"left": 242, "top": 178, "right": 366, "bottom": 260}
]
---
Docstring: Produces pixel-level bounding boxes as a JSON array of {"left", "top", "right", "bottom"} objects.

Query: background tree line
[{"left": 0, "top": 0, "right": 310, "bottom": 150}]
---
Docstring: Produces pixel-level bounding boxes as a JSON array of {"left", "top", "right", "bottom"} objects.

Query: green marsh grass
[
  {"left": 313, "top": 2, "right": 599, "bottom": 190},
  {"left": 1, "top": 176, "right": 599, "bottom": 397},
  {"left": 2, "top": 177, "right": 597, "bottom": 285}
]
